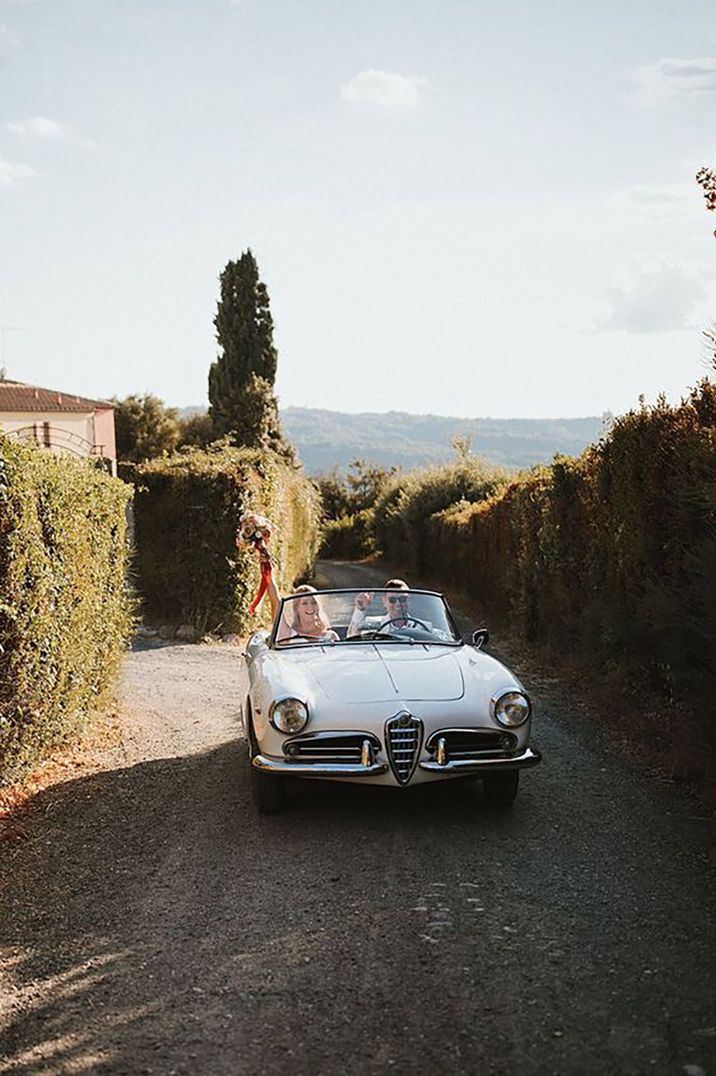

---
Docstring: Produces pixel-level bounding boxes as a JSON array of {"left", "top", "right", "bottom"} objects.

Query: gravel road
[{"left": 1, "top": 559, "right": 715, "bottom": 1075}]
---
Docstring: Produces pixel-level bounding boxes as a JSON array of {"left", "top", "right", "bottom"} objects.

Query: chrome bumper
[
  {"left": 252, "top": 745, "right": 540, "bottom": 779},
  {"left": 252, "top": 754, "right": 389, "bottom": 778},
  {"left": 419, "top": 745, "right": 541, "bottom": 773}
]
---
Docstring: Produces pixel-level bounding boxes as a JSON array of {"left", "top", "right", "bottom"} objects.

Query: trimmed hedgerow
[
  {"left": 132, "top": 444, "right": 321, "bottom": 633},
  {"left": 320, "top": 509, "right": 376, "bottom": 560},
  {"left": 373, "top": 455, "right": 509, "bottom": 575},
  {"left": 421, "top": 381, "right": 716, "bottom": 716},
  {"left": 0, "top": 438, "right": 133, "bottom": 785}
]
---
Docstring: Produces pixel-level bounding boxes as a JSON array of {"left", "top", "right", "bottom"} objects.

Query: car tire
[
  {"left": 483, "top": 769, "right": 519, "bottom": 807},
  {"left": 246, "top": 702, "right": 287, "bottom": 815},
  {"left": 251, "top": 764, "right": 287, "bottom": 815}
]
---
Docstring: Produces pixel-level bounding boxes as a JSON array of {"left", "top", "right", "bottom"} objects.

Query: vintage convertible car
[{"left": 242, "top": 588, "right": 541, "bottom": 813}]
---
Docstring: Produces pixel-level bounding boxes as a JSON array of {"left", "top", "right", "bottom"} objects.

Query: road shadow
[{"left": 1, "top": 741, "right": 540, "bottom": 1075}]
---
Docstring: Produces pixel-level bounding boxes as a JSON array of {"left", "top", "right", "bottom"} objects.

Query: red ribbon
[{"left": 249, "top": 550, "right": 273, "bottom": 616}]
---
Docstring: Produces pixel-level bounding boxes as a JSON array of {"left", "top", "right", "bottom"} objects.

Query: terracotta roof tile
[{"left": 0, "top": 380, "right": 113, "bottom": 413}]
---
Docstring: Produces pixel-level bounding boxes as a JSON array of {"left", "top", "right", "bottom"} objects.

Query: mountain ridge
[
  {"left": 179, "top": 405, "right": 606, "bottom": 473},
  {"left": 279, "top": 405, "right": 605, "bottom": 474}
]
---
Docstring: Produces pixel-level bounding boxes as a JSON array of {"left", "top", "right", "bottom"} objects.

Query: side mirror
[
  {"left": 245, "top": 630, "right": 269, "bottom": 661},
  {"left": 470, "top": 628, "right": 489, "bottom": 650}
]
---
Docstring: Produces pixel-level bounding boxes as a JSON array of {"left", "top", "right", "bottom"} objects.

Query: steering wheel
[{"left": 376, "top": 616, "right": 431, "bottom": 632}]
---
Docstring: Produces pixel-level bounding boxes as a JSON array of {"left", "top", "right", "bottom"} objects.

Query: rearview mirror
[{"left": 470, "top": 628, "right": 489, "bottom": 650}]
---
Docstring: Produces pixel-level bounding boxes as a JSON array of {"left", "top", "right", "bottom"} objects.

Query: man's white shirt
[{"left": 347, "top": 607, "right": 447, "bottom": 640}]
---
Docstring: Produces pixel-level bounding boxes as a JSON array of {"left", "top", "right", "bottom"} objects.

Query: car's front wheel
[
  {"left": 246, "top": 702, "right": 287, "bottom": 815},
  {"left": 483, "top": 769, "right": 519, "bottom": 807},
  {"left": 251, "top": 763, "right": 287, "bottom": 815}
]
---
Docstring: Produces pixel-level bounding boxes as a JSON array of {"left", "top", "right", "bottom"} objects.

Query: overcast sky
[{"left": 1, "top": 0, "right": 714, "bottom": 418}]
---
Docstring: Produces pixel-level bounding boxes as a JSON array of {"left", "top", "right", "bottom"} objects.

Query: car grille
[
  {"left": 283, "top": 731, "right": 380, "bottom": 764},
  {"left": 385, "top": 713, "right": 423, "bottom": 785},
  {"left": 426, "top": 728, "right": 518, "bottom": 761}
]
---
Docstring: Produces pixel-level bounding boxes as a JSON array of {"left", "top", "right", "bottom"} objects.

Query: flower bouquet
[{"left": 236, "top": 511, "right": 277, "bottom": 616}]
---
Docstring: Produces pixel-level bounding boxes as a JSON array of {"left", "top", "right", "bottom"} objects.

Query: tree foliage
[
  {"left": 696, "top": 166, "right": 716, "bottom": 235},
  {"left": 705, "top": 326, "right": 716, "bottom": 375},
  {"left": 208, "top": 250, "right": 291, "bottom": 458},
  {"left": 314, "top": 459, "right": 398, "bottom": 521},
  {"left": 113, "top": 393, "right": 180, "bottom": 463},
  {"left": 177, "top": 410, "right": 214, "bottom": 449},
  {"left": 314, "top": 459, "right": 398, "bottom": 559},
  {"left": 373, "top": 452, "right": 508, "bottom": 573}
]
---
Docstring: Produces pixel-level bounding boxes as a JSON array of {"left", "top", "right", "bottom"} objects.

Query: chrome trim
[
  {"left": 420, "top": 745, "right": 541, "bottom": 773},
  {"left": 425, "top": 727, "right": 517, "bottom": 747},
  {"left": 252, "top": 754, "right": 389, "bottom": 778},
  {"left": 425, "top": 727, "right": 518, "bottom": 757},
  {"left": 436, "top": 736, "right": 447, "bottom": 766},
  {"left": 269, "top": 695, "right": 309, "bottom": 733},
  {"left": 385, "top": 711, "right": 423, "bottom": 786},
  {"left": 490, "top": 689, "right": 531, "bottom": 728},
  {"left": 282, "top": 730, "right": 381, "bottom": 757},
  {"left": 361, "top": 739, "right": 374, "bottom": 767}
]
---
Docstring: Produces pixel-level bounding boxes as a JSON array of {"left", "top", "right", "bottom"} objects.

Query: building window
[{"left": 43, "top": 421, "right": 51, "bottom": 447}]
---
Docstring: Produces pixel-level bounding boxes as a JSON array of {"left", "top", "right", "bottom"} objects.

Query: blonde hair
[{"left": 288, "top": 584, "right": 331, "bottom": 634}]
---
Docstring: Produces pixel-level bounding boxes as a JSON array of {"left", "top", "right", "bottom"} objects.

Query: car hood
[{"left": 292, "top": 644, "right": 465, "bottom": 704}]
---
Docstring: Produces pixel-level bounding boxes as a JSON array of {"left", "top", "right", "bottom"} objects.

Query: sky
[{"left": 1, "top": 0, "right": 715, "bottom": 419}]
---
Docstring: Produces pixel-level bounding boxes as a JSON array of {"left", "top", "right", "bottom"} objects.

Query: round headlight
[
  {"left": 492, "top": 690, "right": 531, "bottom": 727},
  {"left": 270, "top": 697, "right": 309, "bottom": 734}
]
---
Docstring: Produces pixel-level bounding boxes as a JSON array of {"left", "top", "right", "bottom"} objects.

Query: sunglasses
[{"left": 387, "top": 595, "right": 409, "bottom": 605}]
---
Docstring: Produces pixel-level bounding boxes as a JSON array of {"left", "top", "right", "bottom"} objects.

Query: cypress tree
[{"left": 208, "top": 249, "right": 290, "bottom": 456}]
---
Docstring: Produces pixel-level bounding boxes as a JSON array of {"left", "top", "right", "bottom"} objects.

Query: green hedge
[
  {"left": 132, "top": 444, "right": 321, "bottom": 633},
  {"left": 422, "top": 382, "right": 716, "bottom": 714},
  {"left": 320, "top": 509, "right": 375, "bottom": 559},
  {"left": 373, "top": 455, "right": 508, "bottom": 574},
  {"left": 0, "top": 439, "right": 133, "bottom": 785}
]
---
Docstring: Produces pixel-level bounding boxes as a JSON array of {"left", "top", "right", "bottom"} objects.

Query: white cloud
[
  {"left": 6, "top": 115, "right": 65, "bottom": 139},
  {"left": 609, "top": 184, "right": 698, "bottom": 222},
  {"left": 0, "top": 157, "right": 35, "bottom": 187},
  {"left": 632, "top": 57, "right": 716, "bottom": 102},
  {"left": 340, "top": 69, "right": 428, "bottom": 107},
  {"left": 601, "top": 264, "right": 708, "bottom": 334},
  {"left": 0, "top": 22, "right": 18, "bottom": 57}
]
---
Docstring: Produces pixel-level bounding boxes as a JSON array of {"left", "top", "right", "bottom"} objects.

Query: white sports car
[{"left": 243, "top": 588, "right": 541, "bottom": 813}]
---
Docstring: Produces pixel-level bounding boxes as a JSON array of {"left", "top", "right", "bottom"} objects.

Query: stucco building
[{"left": 0, "top": 380, "right": 117, "bottom": 474}]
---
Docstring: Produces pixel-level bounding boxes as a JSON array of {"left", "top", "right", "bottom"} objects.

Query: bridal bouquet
[{"left": 236, "top": 510, "right": 277, "bottom": 615}]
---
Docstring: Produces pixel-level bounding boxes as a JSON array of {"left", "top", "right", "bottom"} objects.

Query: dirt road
[{"left": 2, "top": 560, "right": 715, "bottom": 1075}]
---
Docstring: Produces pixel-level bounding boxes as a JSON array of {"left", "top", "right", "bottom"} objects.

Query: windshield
[{"left": 272, "top": 589, "right": 460, "bottom": 648}]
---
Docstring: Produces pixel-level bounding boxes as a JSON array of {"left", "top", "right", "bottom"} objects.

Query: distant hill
[
  {"left": 180, "top": 405, "right": 605, "bottom": 474},
  {"left": 280, "top": 407, "right": 605, "bottom": 475}
]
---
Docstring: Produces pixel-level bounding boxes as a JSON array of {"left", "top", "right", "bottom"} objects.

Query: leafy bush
[
  {"left": 321, "top": 509, "right": 375, "bottom": 559},
  {"left": 315, "top": 458, "right": 396, "bottom": 558},
  {"left": 113, "top": 393, "right": 181, "bottom": 462},
  {"left": 0, "top": 439, "right": 133, "bottom": 785},
  {"left": 314, "top": 459, "right": 398, "bottom": 520},
  {"left": 423, "top": 381, "right": 716, "bottom": 715},
  {"left": 374, "top": 454, "right": 508, "bottom": 573},
  {"left": 132, "top": 444, "right": 321, "bottom": 633}
]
